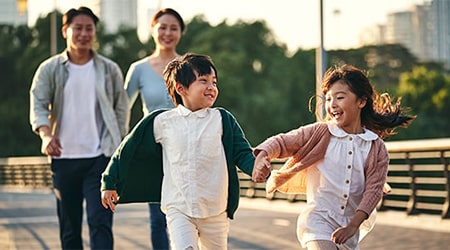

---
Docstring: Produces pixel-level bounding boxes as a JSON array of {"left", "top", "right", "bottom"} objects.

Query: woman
[{"left": 124, "top": 8, "right": 184, "bottom": 249}]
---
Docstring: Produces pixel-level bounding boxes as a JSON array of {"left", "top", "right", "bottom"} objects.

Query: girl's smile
[{"left": 326, "top": 80, "right": 366, "bottom": 134}]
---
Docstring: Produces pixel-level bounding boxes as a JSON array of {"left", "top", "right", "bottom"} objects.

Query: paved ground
[{"left": 0, "top": 186, "right": 449, "bottom": 249}]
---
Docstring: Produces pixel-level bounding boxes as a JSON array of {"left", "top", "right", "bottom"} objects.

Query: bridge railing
[
  {"left": 1, "top": 138, "right": 449, "bottom": 218},
  {"left": 239, "top": 138, "right": 450, "bottom": 219}
]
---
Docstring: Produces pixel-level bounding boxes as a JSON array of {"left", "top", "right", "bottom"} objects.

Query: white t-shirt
[
  {"left": 154, "top": 105, "right": 228, "bottom": 218},
  {"left": 57, "top": 59, "right": 103, "bottom": 158}
]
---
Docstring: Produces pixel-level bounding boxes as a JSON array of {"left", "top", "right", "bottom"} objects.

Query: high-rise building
[
  {"left": 358, "top": 24, "right": 386, "bottom": 47},
  {"left": 385, "top": 11, "right": 415, "bottom": 52},
  {"left": 410, "top": 4, "right": 433, "bottom": 61},
  {"left": 0, "top": 0, "right": 28, "bottom": 25},
  {"left": 78, "top": 0, "right": 137, "bottom": 33},
  {"left": 380, "top": 0, "right": 450, "bottom": 68},
  {"left": 431, "top": 0, "right": 450, "bottom": 68}
]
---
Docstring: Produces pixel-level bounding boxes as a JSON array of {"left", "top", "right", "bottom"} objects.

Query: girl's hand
[
  {"left": 332, "top": 210, "right": 367, "bottom": 244},
  {"left": 252, "top": 151, "right": 272, "bottom": 182},
  {"left": 331, "top": 225, "right": 358, "bottom": 244},
  {"left": 101, "top": 190, "right": 118, "bottom": 212}
]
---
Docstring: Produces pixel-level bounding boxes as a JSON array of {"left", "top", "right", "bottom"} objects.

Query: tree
[
  {"left": 2, "top": 13, "right": 449, "bottom": 157},
  {"left": 395, "top": 66, "right": 450, "bottom": 139}
]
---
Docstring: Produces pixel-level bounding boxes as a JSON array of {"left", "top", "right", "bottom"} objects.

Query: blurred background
[{"left": 1, "top": 0, "right": 449, "bottom": 157}]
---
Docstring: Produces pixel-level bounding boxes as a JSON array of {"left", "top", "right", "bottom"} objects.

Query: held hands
[
  {"left": 252, "top": 151, "right": 272, "bottom": 183},
  {"left": 101, "top": 190, "right": 118, "bottom": 212}
]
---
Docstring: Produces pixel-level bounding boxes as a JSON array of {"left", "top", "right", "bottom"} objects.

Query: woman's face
[{"left": 152, "top": 14, "right": 182, "bottom": 51}]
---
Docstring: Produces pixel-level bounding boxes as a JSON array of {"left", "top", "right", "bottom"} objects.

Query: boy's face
[{"left": 176, "top": 68, "right": 218, "bottom": 111}]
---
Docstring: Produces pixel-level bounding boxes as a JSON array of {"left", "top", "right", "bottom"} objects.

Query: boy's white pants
[{"left": 166, "top": 209, "right": 229, "bottom": 250}]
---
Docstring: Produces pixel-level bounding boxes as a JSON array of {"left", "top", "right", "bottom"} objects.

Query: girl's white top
[{"left": 298, "top": 122, "right": 378, "bottom": 249}]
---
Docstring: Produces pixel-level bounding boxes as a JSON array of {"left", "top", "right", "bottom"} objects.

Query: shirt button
[
  {"left": 346, "top": 180, "right": 350, "bottom": 184},
  {"left": 343, "top": 194, "right": 348, "bottom": 198},
  {"left": 348, "top": 151, "right": 352, "bottom": 155},
  {"left": 347, "top": 165, "right": 351, "bottom": 169},
  {"left": 341, "top": 206, "right": 345, "bottom": 210},
  {"left": 349, "top": 137, "right": 353, "bottom": 141}
]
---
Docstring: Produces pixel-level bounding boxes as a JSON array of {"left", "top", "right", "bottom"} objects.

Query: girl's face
[
  {"left": 176, "top": 68, "right": 218, "bottom": 111},
  {"left": 325, "top": 80, "right": 366, "bottom": 134},
  {"left": 62, "top": 14, "right": 96, "bottom": 53},
  {"left": 152, "top": 14, "right": 182, "bottom": 51}
]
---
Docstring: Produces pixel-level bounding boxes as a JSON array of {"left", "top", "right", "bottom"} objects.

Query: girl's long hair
[{"left": 319, "top": 64, "right": 415, "bottom": 139}]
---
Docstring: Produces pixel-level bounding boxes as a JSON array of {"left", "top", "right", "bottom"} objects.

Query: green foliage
[
  {"left": 0, "top": 13, "right": 449, "bottom": 157},
  {"left": 395, "top": 66, "right": 450, "bottom": 139}
]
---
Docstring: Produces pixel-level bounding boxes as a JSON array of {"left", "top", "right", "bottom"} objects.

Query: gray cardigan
[{"left": 29, "top": 50, "right": 129, "bottom": 156}]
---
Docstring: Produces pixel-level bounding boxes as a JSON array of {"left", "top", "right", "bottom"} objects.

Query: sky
[{"left": 27, "top": 0, "right": 428, "bottom": 51}]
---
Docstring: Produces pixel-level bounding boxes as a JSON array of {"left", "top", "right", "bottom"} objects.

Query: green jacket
[{"left": 101, "top": 107, "right": 254, "bottom": 219}]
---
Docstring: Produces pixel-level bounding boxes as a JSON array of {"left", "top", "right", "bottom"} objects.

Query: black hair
[
  {"left": 164, "top": 53, "right": 217, "bottom": 105},
  {"left": 321, "top": 64, "right": 415, "bottom": 139},
  {"left": 151, "top": 8, "right": 185, "bottom": 32},
  {"left": 62, "top": 6, "right": 99, "bottom": 27}
]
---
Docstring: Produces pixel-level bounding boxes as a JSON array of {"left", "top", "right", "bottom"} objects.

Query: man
[{"left": 29, "top": 6, "right": 129, "bottom": 249}]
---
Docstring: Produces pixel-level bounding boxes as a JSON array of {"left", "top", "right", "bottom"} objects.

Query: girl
[{"left": 252, "top": 64, "right": 415, "bottom": 250}]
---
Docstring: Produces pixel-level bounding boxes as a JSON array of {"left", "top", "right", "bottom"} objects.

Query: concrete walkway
[{"left": 1, "top": 186, "right": 449, "bottom": 249}]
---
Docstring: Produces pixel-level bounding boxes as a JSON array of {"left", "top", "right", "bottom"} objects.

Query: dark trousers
[
  {"left": 51, "top": 155, "right": 113, "bottom": 250},
  {"left": 149, "top": 203, "right": 169, "bottom": 249}
]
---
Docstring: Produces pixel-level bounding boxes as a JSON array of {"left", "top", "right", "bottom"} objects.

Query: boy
[{"left": 101, "top": 53, "right": 269, "bottom": 249}]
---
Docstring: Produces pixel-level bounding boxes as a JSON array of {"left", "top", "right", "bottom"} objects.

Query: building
[
  {"left": 358, "top": 24, "right": 386, "bottom": 47},
  {"left": 431, "top": 0, "right": 450, "bottom": 68},
  {"left": 71, "top": 0, "right": 137, "bottom": 33},
  {"left": 0, "top": 0, "right": 27, "bottom": 25},
  {"left": 385, "top": 11, "right": 415, "bottom": 52},
  {"left": 0, "top": 0, "right": 137, "bottom": 34},
  {"left": 362, "top": 0, "right": 449, "bottom": 69}
]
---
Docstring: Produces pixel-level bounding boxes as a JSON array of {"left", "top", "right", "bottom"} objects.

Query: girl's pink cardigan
[{"left": 254, "top": 122, "right": 389, "bottom": 216}]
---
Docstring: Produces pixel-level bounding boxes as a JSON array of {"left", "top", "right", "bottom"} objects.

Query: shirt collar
[
  {"left": 176, "top": 105, "right": 209, "bottom": 118},
  {"left": 327, "top": 122, "right": 378, "bottom": 141}
]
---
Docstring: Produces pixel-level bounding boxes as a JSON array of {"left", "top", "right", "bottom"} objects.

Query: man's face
[{"left": 62, "top": 14, "right": 96, "bottom": 52}]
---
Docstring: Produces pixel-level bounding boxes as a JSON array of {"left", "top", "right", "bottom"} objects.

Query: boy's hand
[
  {"left": 252, "top": 151, "right": 272, "bottom": 183},
  {"left": 101, "top": 190, "right": 118, "bottom": 212}
]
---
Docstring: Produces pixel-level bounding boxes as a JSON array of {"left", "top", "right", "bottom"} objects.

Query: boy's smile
[{"left": 177, "top": 68, "right": 218, "bottom": 111}]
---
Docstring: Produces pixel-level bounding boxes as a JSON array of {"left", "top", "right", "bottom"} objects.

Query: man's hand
[{"left": 38, "top": 126, "right": 62, "bottom": 156}]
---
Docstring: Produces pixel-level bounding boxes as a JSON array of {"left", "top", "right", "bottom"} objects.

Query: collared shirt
[
  {"left": 307, "top": 123, "right": 378, "bottom": 216},
  {"left": 298, "top": 123, "right": 378, "bottom": 248},
  {"left": 154, "top": 105, "right": 228, "bottom": 218}
]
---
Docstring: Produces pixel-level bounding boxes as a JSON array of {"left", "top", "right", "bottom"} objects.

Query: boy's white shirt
[{"left": 154, "top": 105, "right": 229, "bottom": 218}]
